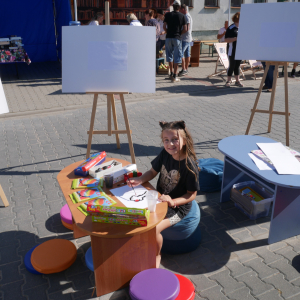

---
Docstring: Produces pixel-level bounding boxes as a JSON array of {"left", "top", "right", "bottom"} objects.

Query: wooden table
[
  {"left": 57, "top": 158, "right": 168, "bottom": 297},
  {"left": 199, "top": 39, "right": 218, "bottom": 55}
]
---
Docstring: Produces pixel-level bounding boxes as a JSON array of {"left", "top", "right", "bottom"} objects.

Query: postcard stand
[
  {"left": 245, "top": 61, "right": 290, "bottom": 146},
  {"left": 86, "top": 92, "right": 136, "bottom": 164}
]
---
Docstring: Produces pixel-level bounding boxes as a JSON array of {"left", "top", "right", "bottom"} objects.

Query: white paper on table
[
  {"left": 257, "top": 142, "right": 300, "bottom": 175},
  {"left": 110, "top": 185, "right": 150, "bottom": 209},
  {"left": 248, "top": 153, "right": 273, "bottom": 171}
]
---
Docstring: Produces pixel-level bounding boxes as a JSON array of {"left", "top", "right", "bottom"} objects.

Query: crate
[
  {"left": 230, "top": 181, "right": 274, "bottom": 220},
  {"left": 157, "top": 66, "right": 169, "bottom": 75}
]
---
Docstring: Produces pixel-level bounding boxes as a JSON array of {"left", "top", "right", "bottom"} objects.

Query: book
[
  {"left": 77, "top": 196, "right": 117, "bottom": 216},
  {"left": 71, "top": 178, "right": 104, "bottom": 189},
  {"left": 69, "top": 187, "right": 106, "bottom": 203}
]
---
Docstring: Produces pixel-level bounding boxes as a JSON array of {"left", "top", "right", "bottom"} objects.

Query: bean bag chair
[
  {"left": 161, "top": 200, "right": 201, "bottom": 255},
  {"left": 198, "top": 158, "right": 224, "bottom": 192}
]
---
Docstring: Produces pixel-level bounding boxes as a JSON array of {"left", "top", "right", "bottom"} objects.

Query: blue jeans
[
  {"left": 262, "top": 62, "right": 275, "bottom": 89},
  {"left": 158, "top": 39, "right": 165, "bottom": 51},
  {"left": 165, "top": 38, "right": 182, "bottom": 64},
  {"left": 182, "top": 41, "right": 191, "bottom": 58}
]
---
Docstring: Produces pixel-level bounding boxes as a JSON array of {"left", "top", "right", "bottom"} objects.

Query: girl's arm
[
  {"left": 127, "top": 168, "right": 158, "bottom": 187},
  {"left": 159, "top": 190, "right": 197, "bottom": 207}
]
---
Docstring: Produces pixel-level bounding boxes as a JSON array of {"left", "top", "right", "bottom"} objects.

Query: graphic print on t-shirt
[{"left": 159, "top": 165, "right": 180, "bottom": 194}]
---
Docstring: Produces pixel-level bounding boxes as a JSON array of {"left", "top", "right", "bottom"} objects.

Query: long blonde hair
[{"left": 159, "top": 120, "right": 200, "bottom": 180}]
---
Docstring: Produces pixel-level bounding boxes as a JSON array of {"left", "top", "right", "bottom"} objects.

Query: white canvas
[
  {"left": 62, "top": 26, "right": 156, "bottom": 93},
  {"left": 0, "top": 78, "right": 9, "bottom": 115},
  {"left": 236, "top": 3, "right": 300, "bottom": 62}
]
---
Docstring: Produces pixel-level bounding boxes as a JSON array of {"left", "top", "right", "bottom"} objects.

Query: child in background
[{"left": 127, "top": 120, "right": 200, "bottom": 268}]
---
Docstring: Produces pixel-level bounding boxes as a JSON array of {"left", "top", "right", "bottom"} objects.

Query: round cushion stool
[
  {"left": 25, "top": 245, "right": 43, "bottom": 275},
  {"left": 175, "top": 274, "right": 195, "bottom": 300},
  {"left": 60, "top": 204, "right": 73, "bottom": 230},
  {"left": 162, "top": 200, "right": 201, "bottom": 255},
  {"left": 85, "top": 246, "right": 94, "bottom": 272},
  {"left": 130, "top": 269, "right": 180, "bottom": 300},
  {"left": 31, "top": 239, "right": 77, "bottom": 274}
]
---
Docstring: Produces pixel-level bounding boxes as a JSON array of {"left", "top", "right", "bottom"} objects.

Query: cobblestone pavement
[
  {"left": 1, "top": 58, "right": 300, "bottom": 300},
  {"left": 1, "top": 53, "right": 299, "bottom": 117}
]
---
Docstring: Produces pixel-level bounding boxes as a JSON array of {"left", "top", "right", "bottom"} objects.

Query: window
[
  {"left": 182, "top": 0, "right": 194, "bottom": 7},
  {"left": 254, "top": 0, "right": 266, "bottom": 2},
  {"left": 231, "top": 0, "right": 243, "bottom": 8},
  {"left": 204, "top": 0, "right": 219, "bottom": 8}
]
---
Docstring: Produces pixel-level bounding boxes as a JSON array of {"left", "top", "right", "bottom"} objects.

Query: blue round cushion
[
  {"left": 25, "top": 245, "right": 43, "bottom": 275},
  {"left": 198, "top": 158, "right": 224, "bottom": 192},
  {"left": 85, "top": 246, "right": 94, "bottom": 271},
  {"left": 161, "top": 200, "right": 201, "bottom": 255}
]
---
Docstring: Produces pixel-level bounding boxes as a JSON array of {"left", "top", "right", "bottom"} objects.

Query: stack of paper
[{"left": 249, "top": 143, "right": 300, "bottom": 175}]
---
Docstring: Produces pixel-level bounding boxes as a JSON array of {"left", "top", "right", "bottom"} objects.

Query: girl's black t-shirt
[{"left": 151, "top": 149, "right": 200, "bottom": 219}]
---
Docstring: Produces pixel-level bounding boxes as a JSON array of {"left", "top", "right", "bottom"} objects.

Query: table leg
[
  {"left": 91, "top": 227, "right": 156, "bottom": 297},
  {"left": 269, "top": 186, "right": 300, "bottom": 244},
  {"left": 220, "top": 157, "right": 249, "bottom": 203}
]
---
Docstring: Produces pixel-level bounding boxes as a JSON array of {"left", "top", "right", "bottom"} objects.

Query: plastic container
[{"left": 230, "top": 181, "right": 274, "bottom": 220}]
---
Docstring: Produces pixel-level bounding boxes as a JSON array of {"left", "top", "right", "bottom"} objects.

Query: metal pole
[
  {"left": 105, "top": 1, "right": 110, "bottom": 25},
  {"left": 228, "top": 0, "right": 231, "bottom": 24},
  {"left": 74, "top": 0, "right": 78, "bottom": 21}
]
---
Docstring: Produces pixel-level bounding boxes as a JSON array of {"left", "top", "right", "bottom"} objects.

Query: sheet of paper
[
  {"left": 257, "top": 143, "right": 300, "bottom": 175},
  {"left": 248, "top": 153, "right": 273, "bottom": 171},
  {"left": 110, "top": 185, "right": 150, "bottom": 209},
  {"left": 88, "top": 41, "right": 128, "bottom": 71}
]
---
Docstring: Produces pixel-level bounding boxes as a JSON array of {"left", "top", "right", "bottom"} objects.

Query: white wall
[{"left": 189, "top": 0, "right": 279, "bottom": 33}]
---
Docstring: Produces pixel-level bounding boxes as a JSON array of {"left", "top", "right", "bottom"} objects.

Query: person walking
[
  {"left": 163, "top": 0, "right": 187, "bottom": 83},
  {"left": 224, "top": 12, "right": 243, "bottom": 87},
  {"left": 178, "top": 4, "right": 192, "bottom": 77}
]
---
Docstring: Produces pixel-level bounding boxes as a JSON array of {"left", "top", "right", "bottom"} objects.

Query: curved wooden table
[{"left": 57, "top": 158, "right": 167, "bottom": 297}]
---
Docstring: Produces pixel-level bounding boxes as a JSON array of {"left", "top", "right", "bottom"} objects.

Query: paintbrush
[{"left": 126, "top": 173, "right": 137, "bottom": 196}]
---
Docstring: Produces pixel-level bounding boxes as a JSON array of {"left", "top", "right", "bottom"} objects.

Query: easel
[
  {"left": 85, "top": 2, "right": 136, "bottom": 163},
  {"left": 0, "top": 185, "right": 9, "bottom": 207},
  {"left": 245, "top": 61, "right": 290, "bottom": 146},
  {"left": 86, "top": 92, "right": 136, "bottom": 163}
]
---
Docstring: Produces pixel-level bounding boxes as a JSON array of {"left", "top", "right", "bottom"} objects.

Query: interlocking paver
[{"left": 268, "top": 258, "right": 300, "bottom": 281}]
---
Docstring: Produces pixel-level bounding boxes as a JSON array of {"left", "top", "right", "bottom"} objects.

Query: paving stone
[
  {"left": 268, "top": 242, "right": 287, "bottom": 252},
  {"left": 275, "top": 246, "right": 299, "bottom": 262},
  {"left": 199, "top": 285, "right": 229, "bottom": 300},
  {"left": 263, "top": 273, "right": 300, "bottom": 299},
  {"left": 209, "top": 269, "right": 245, "bottom": 294},
  {"left": 0, "top": 280, "right": 27, "bottom": 300},
  {"left": 227, "top": 287, "right": 256, "bottom": 300},
  {"left": 250, "top": 247, "right": 282, "bottom": 264},
  {"left": 225, "top": 261, "right": 252, "bottom": 278},
  {"left": 190, "top": 274, "right": 218, "bottom": 292},
  {"left": 237, "top": 271, "right": 273, "bottom": 296},
  {"left": 256, "top": 289, "right": 284, "bottom": 300},
  {"left": 243, "top": 258, "right": 279, "bottom": 279},
  {"left": 269, "top": 258, "right": 300, "bottom": 281},
  {"left": 0, "top": 261, "right": 23, "bottom": 285}
]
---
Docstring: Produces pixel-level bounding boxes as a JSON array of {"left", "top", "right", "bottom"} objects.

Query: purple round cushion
[
  {"left": 60, "top": 204, "right": 73, "bottom": 225},
  {"left": 130, "top": 269, "right": 180, "bottom": 300}
]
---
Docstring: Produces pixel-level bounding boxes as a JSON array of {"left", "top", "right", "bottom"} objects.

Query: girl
[{"left": 127, "top": 120, "right": 200, "bottom": 268}]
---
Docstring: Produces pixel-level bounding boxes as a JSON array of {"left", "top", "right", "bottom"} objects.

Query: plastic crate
[{"left": 230, "top": 181, "right": 274, "bottom": 220}]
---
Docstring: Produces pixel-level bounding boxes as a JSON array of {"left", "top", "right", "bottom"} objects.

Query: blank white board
[
  {"left": 62, "top": 26, "right": 156, "bottom": 93},
  {"left": 0, "top": 78, "right": 9, "bottom": 115},
  {"left": 236, "top": 3, "right": 300, "bottom": 62}
]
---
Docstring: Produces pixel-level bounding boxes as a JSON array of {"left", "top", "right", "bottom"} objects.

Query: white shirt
[
  {"left": 157, "top": 19, "right": 166, "bottom": 40},
  {"left": 89, "top": 20, "right": 99, "bottom": 26},
  {"left": 181, "top": 13, "right": 192, "bottom": 42},
  {"left": 218, "top": 27, "right": 226, "bottom": 43},
  {"left": 130, "top": 20, "right": 142, "bottom": 26}
]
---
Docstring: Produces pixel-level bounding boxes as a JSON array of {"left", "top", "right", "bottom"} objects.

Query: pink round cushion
[{"left": 60, "top": 204, "right": 73, "bottom": 225}]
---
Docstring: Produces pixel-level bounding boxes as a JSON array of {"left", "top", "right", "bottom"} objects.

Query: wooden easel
[
  {"left": 0, "top": 185, "right": 9, "bottom": 207},
  {"left": 85, "top": 2, "right": 135, "bottom": 163},
  {"left": 86, "top": 92, "right": 136, "bottom": 164},
  {"left": 245, "top": 61, "right": 290, "bottom": 146}
]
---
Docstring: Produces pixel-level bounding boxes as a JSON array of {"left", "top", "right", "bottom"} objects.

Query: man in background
[
  {"left": 157, "top": 9, "right": 166, "bottom": 51},
  {"left": 164, "top": 0, "right": 187, "bottom": 82},
  {"left": 179, "top": 4, "right": 192, "bottom": 77},
  {"left": 217, "top": 21, "right": 228, "bottom": 43}
]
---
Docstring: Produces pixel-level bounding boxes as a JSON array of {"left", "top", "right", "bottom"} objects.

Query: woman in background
[
  {"left": 88, "top": 12, "right": 104, "bottom": 25},
  {"left": 126, "top": 13, "right": 143, "bottom": 26}
]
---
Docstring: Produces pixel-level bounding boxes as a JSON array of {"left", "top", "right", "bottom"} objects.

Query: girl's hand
[
  {"left": 127, "top": 178, "right": 142, "bottom": 188},
  {"left": 159, "top": 194, "right": 175, "bottom": 207}
]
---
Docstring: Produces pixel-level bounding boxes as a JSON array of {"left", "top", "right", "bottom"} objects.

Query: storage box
[
  {"left": 88, "top": 206, "right": 150, "bottom": 227},
  {"left": 230, "top": 181, "right": 274, "bottom": 220},
  {"left": 111, "top": 164, "right": 137, "bottom": 184},
  {"left": 89, "top": 160, "right": 123, "bottom": 179},
  {"left": 74, "top": 151, "right": 106, "bottom": 177}
]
